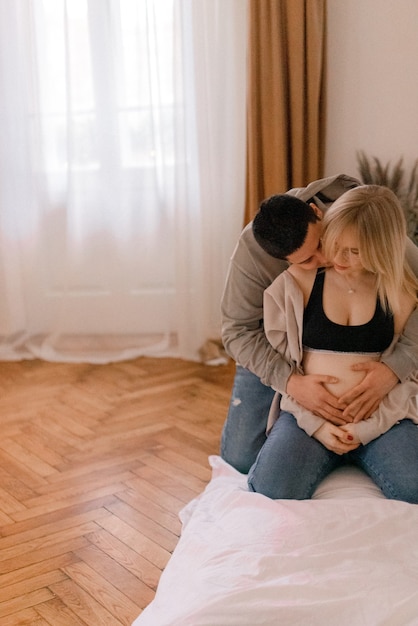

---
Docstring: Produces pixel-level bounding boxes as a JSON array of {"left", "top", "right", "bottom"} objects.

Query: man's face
[{"left": 285, "top": 220, "right": 327, "bottom": 270}]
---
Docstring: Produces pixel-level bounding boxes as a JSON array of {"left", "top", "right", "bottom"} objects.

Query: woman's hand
[
  {"left": 340, "top": 423, "right": 361, "bottom": 445},
  {"left": 313, "top": 422, "right": 360, "bottom": 454}
]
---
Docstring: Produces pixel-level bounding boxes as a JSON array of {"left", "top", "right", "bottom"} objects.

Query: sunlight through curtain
[{"left": 0, "top": 0, "right": 247, "bottom": 362}]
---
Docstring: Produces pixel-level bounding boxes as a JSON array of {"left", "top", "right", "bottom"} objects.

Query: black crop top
[{"left": 302, "top": 269, "right": 394, "bottom": 353}]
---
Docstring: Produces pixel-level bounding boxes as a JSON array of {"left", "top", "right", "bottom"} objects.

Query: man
[{"left": 220, "top": 174, "right": 418, "bottom": 474}]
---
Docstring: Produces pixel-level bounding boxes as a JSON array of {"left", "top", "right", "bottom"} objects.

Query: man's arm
[
  {"left": 337, "top": 307, "right": 418, "bottom": 421},
  {"left": 381, "top": 305, "right": 418, "bottom": 381},
  {"left": 221, "top": 254, "right": 291, "bottom": 393},
  {"left": 338, "top": 307, "right": 418, "bottom": 421},
  {"left": 386, "top": 238, "right": 418, "bottom": 379}
]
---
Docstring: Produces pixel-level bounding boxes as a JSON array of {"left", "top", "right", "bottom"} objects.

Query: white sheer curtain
[{"left": 0, "top": 0, "right": 247, "bottom": 363}]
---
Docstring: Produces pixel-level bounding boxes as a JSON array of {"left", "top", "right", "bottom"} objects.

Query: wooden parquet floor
[{"left": 0, "top": 356, "right": 235, "bottom": 625}]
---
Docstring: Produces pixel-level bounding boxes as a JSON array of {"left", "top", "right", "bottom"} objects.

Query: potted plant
[{"left": 356, "top": 151, "right": 418, "bottom": 245}]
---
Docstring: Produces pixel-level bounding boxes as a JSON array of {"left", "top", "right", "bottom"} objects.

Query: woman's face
[{"left": 331, "top": 226, "right": 365, "bottom": 274}]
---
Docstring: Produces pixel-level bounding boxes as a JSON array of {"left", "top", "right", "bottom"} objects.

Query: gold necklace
[
  {"left": 335, "top": 268, "right": 374, "bottom": 294},
  {"left": 339, "top": 272, "right": 356, "bottom": 294},
  {"left": 345, "top": 277, "right": 355, "bottom": 294}
]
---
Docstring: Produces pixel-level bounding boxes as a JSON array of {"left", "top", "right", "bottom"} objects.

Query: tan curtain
[{"left": 245, "top": 0, "right": 326, "bottom": 223}]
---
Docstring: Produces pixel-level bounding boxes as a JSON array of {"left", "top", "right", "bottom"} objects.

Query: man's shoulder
[{"left": 288, "top": 174, "right": 361, "bottom": 205}]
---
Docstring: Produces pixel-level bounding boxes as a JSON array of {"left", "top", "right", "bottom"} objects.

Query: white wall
[{"left": 325, "top": 0, "right": 418, "bottom": 180}]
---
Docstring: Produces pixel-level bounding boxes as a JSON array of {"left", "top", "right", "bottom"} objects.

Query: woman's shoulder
[{"left": 287, "top": 265, "right": 318, "bottom": 296}]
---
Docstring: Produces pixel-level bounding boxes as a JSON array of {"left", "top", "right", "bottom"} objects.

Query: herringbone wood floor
[{"left": 0, "top": 356, "right": 235, "bottom": 625}]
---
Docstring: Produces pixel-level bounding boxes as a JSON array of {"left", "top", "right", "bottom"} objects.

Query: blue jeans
[
  {"left": 248, "top": 411, "right": 418, "bottom": 504},
  {"left": 220, "top": 365, "right": 276, "bottom": 474}
]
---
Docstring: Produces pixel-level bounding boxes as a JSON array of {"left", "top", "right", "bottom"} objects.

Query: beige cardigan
[{"left": 264, "top": 271, "right": 418, "bottom": 445}]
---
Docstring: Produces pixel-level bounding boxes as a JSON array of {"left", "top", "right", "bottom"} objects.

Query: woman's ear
[{"left": 310, "top": 203, "right": 323, "bottom": 220}]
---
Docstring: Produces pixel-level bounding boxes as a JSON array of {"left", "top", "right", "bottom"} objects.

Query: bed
[{"left": 132, "top": 455, "right": 418, "bottom": 626}]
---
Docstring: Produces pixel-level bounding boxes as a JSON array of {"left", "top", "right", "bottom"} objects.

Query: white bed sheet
[{"left": 132, "top": 456, "right": 418, "bottom": 626}]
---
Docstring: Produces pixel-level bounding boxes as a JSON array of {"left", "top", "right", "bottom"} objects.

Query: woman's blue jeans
[
  {"left": 220, "top": 365, "right": 275, "bottom": 474},
  {"left": 248, "top": 411, "right": 418, "bottom": 504}
]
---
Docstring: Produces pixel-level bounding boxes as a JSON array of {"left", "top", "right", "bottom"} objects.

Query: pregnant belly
[{"left": 303, "top": 350, "right": 380, "bottom": 398}]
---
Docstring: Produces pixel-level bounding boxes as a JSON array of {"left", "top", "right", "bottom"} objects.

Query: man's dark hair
[{"left": 252, "top": 194, "right": 320, "bottom": 259}]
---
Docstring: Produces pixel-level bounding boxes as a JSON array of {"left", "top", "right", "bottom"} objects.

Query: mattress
[{"left": 132, "top": 455, "right": 418, "bottom": 625}]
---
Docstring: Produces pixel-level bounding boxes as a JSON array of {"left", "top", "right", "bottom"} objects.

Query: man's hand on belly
[
  {"left": 338, "top": 361, "right": 398, "bottom": 422},
  {"left": 287, "top": 373, "right": 349, "bottom": 425}
]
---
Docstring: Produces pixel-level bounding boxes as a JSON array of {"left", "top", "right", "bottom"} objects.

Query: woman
[{"left": 248, "top": 185, "right": 418, "bottom": 503}]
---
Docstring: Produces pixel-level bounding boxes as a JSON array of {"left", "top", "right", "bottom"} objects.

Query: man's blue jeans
[
  {"left": 220, "top": 365, "right": 276, "bottom": 474},
  {"left": 248, "top": 411, "right": 418, "bottom": 504}
]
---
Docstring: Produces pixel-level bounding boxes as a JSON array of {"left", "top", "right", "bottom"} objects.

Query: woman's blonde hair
[{"left": 322, "top": 184, "right": 418, "bottom": 313}]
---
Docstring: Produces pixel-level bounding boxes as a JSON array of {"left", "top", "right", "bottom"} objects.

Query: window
[{"left": 34, "top": 0, "right": 176, "bottom": 174}]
